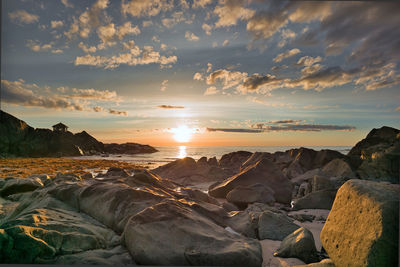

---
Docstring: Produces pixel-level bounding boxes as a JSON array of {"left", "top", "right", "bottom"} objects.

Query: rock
[
  {"left": 103, "top": 167, "right": 130, "bottom": 177},
  {"left": 209, "top": 158, "right": 292, "bottom": 204},
  {"left": 274, "top": 227, "right": 318, "bottom": 263},
  {"left": 291, "top": 168, "right": 325, "bottom": 185},
  {"left": 312, "top": 175, "right": 334, "bottom": 192},
  {"left": 36, "top": 246, "right": 134, "bottom": 265},
  {"left": 0, "top": 177, "right": 43, "bottom": 197},
  {"left": 240, "top": 152, "right": 274, "bottom": 171},
  {"left": 348, "top": 126, "right": 400, "bottom": 183},
  {"left": 322, "top": 158, "right": 355, "bottom": 178},
  {"left": 289, "top": 214, "right": 315, "bottom": 222},
  {"left": 222, "top": 202, "right": 239, "bottom": 212},
  {"left": 197, "top": 156, "right": 208, "bottom": 165},
  {"left": 292, "top": 189, "right": 337, "bottom": 210},
  {"left": 225, "top": 210, "right": 260, "bottom": 239},
  {"left": 81, "top": 172, "right": 93, "bottom": 179},
  {"left": 218, "top": 151, "right": 253, "bottom": 174},
  {"left": 258, "top": 210, "right": 300, "bottom": 240},
  {"left": 207, "top": 156, "right": 218, "bottom": 166},
  {"left": 103, "top": 142, "right": 158, "bottom": 154},
  {"left": 123, "top": 200, "right": 263, "bottom": 266},
  {"left": 293, "top": 258, "right": 335, "bottom": 267},
  {"left": 320, "top": 179, "right": 400, "bottom": 267},
  {"left": 226, "top": 183, "right": 275, "bottom": 207},
  {"left": 153, "top": 157, "right": 228, "bottom": 185}
]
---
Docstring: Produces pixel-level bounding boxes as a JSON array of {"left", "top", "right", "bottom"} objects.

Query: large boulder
[
  {"left": 152, "top": 157, "right": 228, "bottom": 185},
  {"left": 123, "top": 200, "right": 263, "bottom": 266},
  {"left": 322, "top": 158, "right": 355, "bottom": 178},
  {"left": 258, "top": 210, "right": 300, "bottom": 240},
  {"left": 226, "top": 183, "right": 275, "bottom": 207},
  {"left": 348, "top": 126, "right": 400, "bottom": 183},
  {"left": 320, "top": 179, "right": 400, "bottom": 267},
  {"left": 218, "top": 151, "right": 253, "bottom": 174},
  {"left": 209, "top": 158, "right": 292, "bottom": 204},
  {"left": 292, "top": 189, "right": 337, "bottom": 210},
  {"left": 274, "top": 227, "right": 318, "bottom": 264}
]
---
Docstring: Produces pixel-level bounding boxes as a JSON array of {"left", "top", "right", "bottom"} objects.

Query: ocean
[{"left": 73, "top": 145, "right": 352, "bottom": 169}]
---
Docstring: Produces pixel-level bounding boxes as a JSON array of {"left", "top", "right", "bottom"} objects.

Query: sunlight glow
[
  {"left": 178, "top": 145, "right": 187, "bottom": 158},
  {"left": 171, "top": 125, "right": 194, "bottom": 143}
]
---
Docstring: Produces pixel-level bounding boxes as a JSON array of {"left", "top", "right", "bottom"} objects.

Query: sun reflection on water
[{"left": 178, "top": 145, "right": 187, "bottom": 159}]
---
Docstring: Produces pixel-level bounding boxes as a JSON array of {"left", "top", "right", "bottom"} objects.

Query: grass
[{"left": 0, "top": 157, "right": 145, "bottom": 178}]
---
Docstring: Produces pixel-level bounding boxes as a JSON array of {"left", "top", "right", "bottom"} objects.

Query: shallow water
[{"left": 72, "top": 145, "right": 352, "bottom": 169}]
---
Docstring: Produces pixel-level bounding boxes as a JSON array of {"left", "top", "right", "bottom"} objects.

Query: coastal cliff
[{"left": 0, "top": 110, "right": 157, "bottom": 157}]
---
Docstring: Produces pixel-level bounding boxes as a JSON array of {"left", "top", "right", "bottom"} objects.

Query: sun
[{"left": 171, "top": 125, "right": 193, "bottom": 143}]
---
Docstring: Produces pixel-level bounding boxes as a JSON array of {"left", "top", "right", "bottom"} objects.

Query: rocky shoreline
[
  {"left": 0, "top": 110, "right": 158, "bottom": 157},
  {"left": 0, "top": 126, "right": 398, "bottom": 266}
]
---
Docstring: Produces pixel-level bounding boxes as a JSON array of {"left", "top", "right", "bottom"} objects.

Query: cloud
[
  {"left": 240, "top": 73, "right": 281, "bottom": 91},
  {"left": 160, "top": 80, "right": 168, "bottom": 91},
  {"left": 268, "top": 120, "right": 303, "bottom": 124},
  {"left": 51, "top": 20, "right": 64, "bottom": 28},
  {"left": 204, "top": 86, "right": 218, "bottom": 95},
  {"left": 162, "top": 11, "right": 186, "bottom": 28},
  {"left": 192, "top": 0, "right": 212, "bottom": 9},
  {"left": 193, "top": 72, "right": 204, "bottom": 81},
  {"left": 1, "top": 79, "right": 126, "bottom": 116},
  {"left": 303, "top": 104, "right": 340, "bottom": 110},
  {"left": 26, "top": 40, "right": 53, "bottom": 52},
  {"left": 121, "top": 0, "right": 173, "bottom": 18},
  {"left": 70, "top": 88, "right": 119, "bottom": 101},
  {"left": 61, "top": 0, "right": 74, "bottom": 8},
  {"left": 97, "top": 23, "right": 116, "bottom": 45},
  {"left": 51, "top": 49, "right": 63, "bottom": 54},
  {"left": 185, "top": 31, "right": 199, "bottom": 41},
  {"left": 108, "top": 109, "right": 128, "bottom": 116},
  {"left": 9, "top": 10, "right": 39, "bottom": 24},
  {"left": 1, "top": 79, "right": 84, "bottom": 111},
  {"left": 202, "top": 23, "right": 212, "bottom": 35},
  {"left": 208, "top": 123, "right": 355, "bottom": 133},
  {"left": 78, "top": 42, "right": 97, "bottom": 53},
  {"left": 142, "top": 20, "right": 153, "bottom": 27},
  {"left": 214, "top": 0, "right": 255, "bottom": 28},
  {"left": 207, "top": 128, "right": 263, "bottom": 133},
  {"left": 207, "top": 63, "right": 213, "bottom": 73},
  {"left": 296, "top": 56, "right": 322, "bottom": 67},
  {"left": 222, "top": 40, "right": 230, "bottom": 46},
  {"left": 117, "top": 22, "right": 141, "bottom": 40},
  {"left": 74, "top": 45, "right": 177, "bottom": 69},
  {"left": 278, "top": 29, "right": 296, "bottom": 47},
  {"left": 395, "top": 106, "right": 400, "bottom": 112},
  {"left": 157, "top": 105, "right": 185, "bottom": 109},
  {"left": 273, "top": 48, "right": 300, "bottom": 63},
  {"left": 206, "top": 69, "right": 248, "bottom": 89}
]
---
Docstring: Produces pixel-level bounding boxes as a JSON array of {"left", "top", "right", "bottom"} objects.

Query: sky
[{"left": 1, "top": 0, "right": 400, "bottom": 147}]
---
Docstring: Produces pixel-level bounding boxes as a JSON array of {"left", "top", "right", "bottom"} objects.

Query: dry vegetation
[{"left": 0, "top": 158, "right": 146, "bottom": 178}]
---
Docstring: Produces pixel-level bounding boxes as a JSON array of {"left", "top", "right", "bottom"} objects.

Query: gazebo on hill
[{"left": 52, "top": 122, "right": 68, "bottom": 132}]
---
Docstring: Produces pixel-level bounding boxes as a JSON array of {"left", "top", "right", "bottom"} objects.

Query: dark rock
[
  {"left": 320, "top": 179, "right": 400, "bottom": 267},
  {"left": 0, "top": 177, "right": 43, "bottom": 197},
  {"left": 197, "top": 156, "right": 208, "bottom": 165},
  {"left": 226, "top": 183, "right": 275, "bottom": 207},
  {"left": 321, "top": 158, "right": 355, "bottom": 178},
  {"left": 222, "top": 202, "right": 239, "bottom": 212},
  {"left": 312, "top": 175, "right": 334, "bottom": 192},
  {"left": 103, "top": 142, "right": 158, "bottom": 155},
  {"left": 209, "top": 158, "right": 292, "bottom": 204},
  {"left": 289, "top": 214, "right": 315, "bottom": 222},
  {"left": 218, "top": 151, "right": 253, "bottom": 174},
  {"left": 153, "top": 157, "right": 228, "bottom": 185},
  {"left": 292, "top": 189, "right": 337, "bottom": 210},
  {"left": 274, "top": 227, "right": 318, "bottom": 263},
  {"left": 258, "top": 210, "right": 300, "bottom": 240},
  {"left": 207, "top": 157, "right": 218, "bottom": 166}
]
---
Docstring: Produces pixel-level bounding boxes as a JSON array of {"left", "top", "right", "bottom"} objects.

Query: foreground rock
[
  {"left": 274, "top": 227, "right": 318, "bottom": 264},
  {"left": 321, "top": 179, "right": 400, "bottom": 267},
  {"left": 124, "top": 199, "right": 262, "bottom": 266},
  {"left": 209, "top": 158, "right": 292, "bottom": 204},
  {"left": 0, "top": 170, "right": 263, "bottom": 265},
  {"left": 258, "top": 210, "right": 300, "bottom": 240}
]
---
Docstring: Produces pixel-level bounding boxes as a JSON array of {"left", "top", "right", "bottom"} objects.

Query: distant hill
[{"left": 0, "top": 110, "right": 158, "bottom": 157}]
